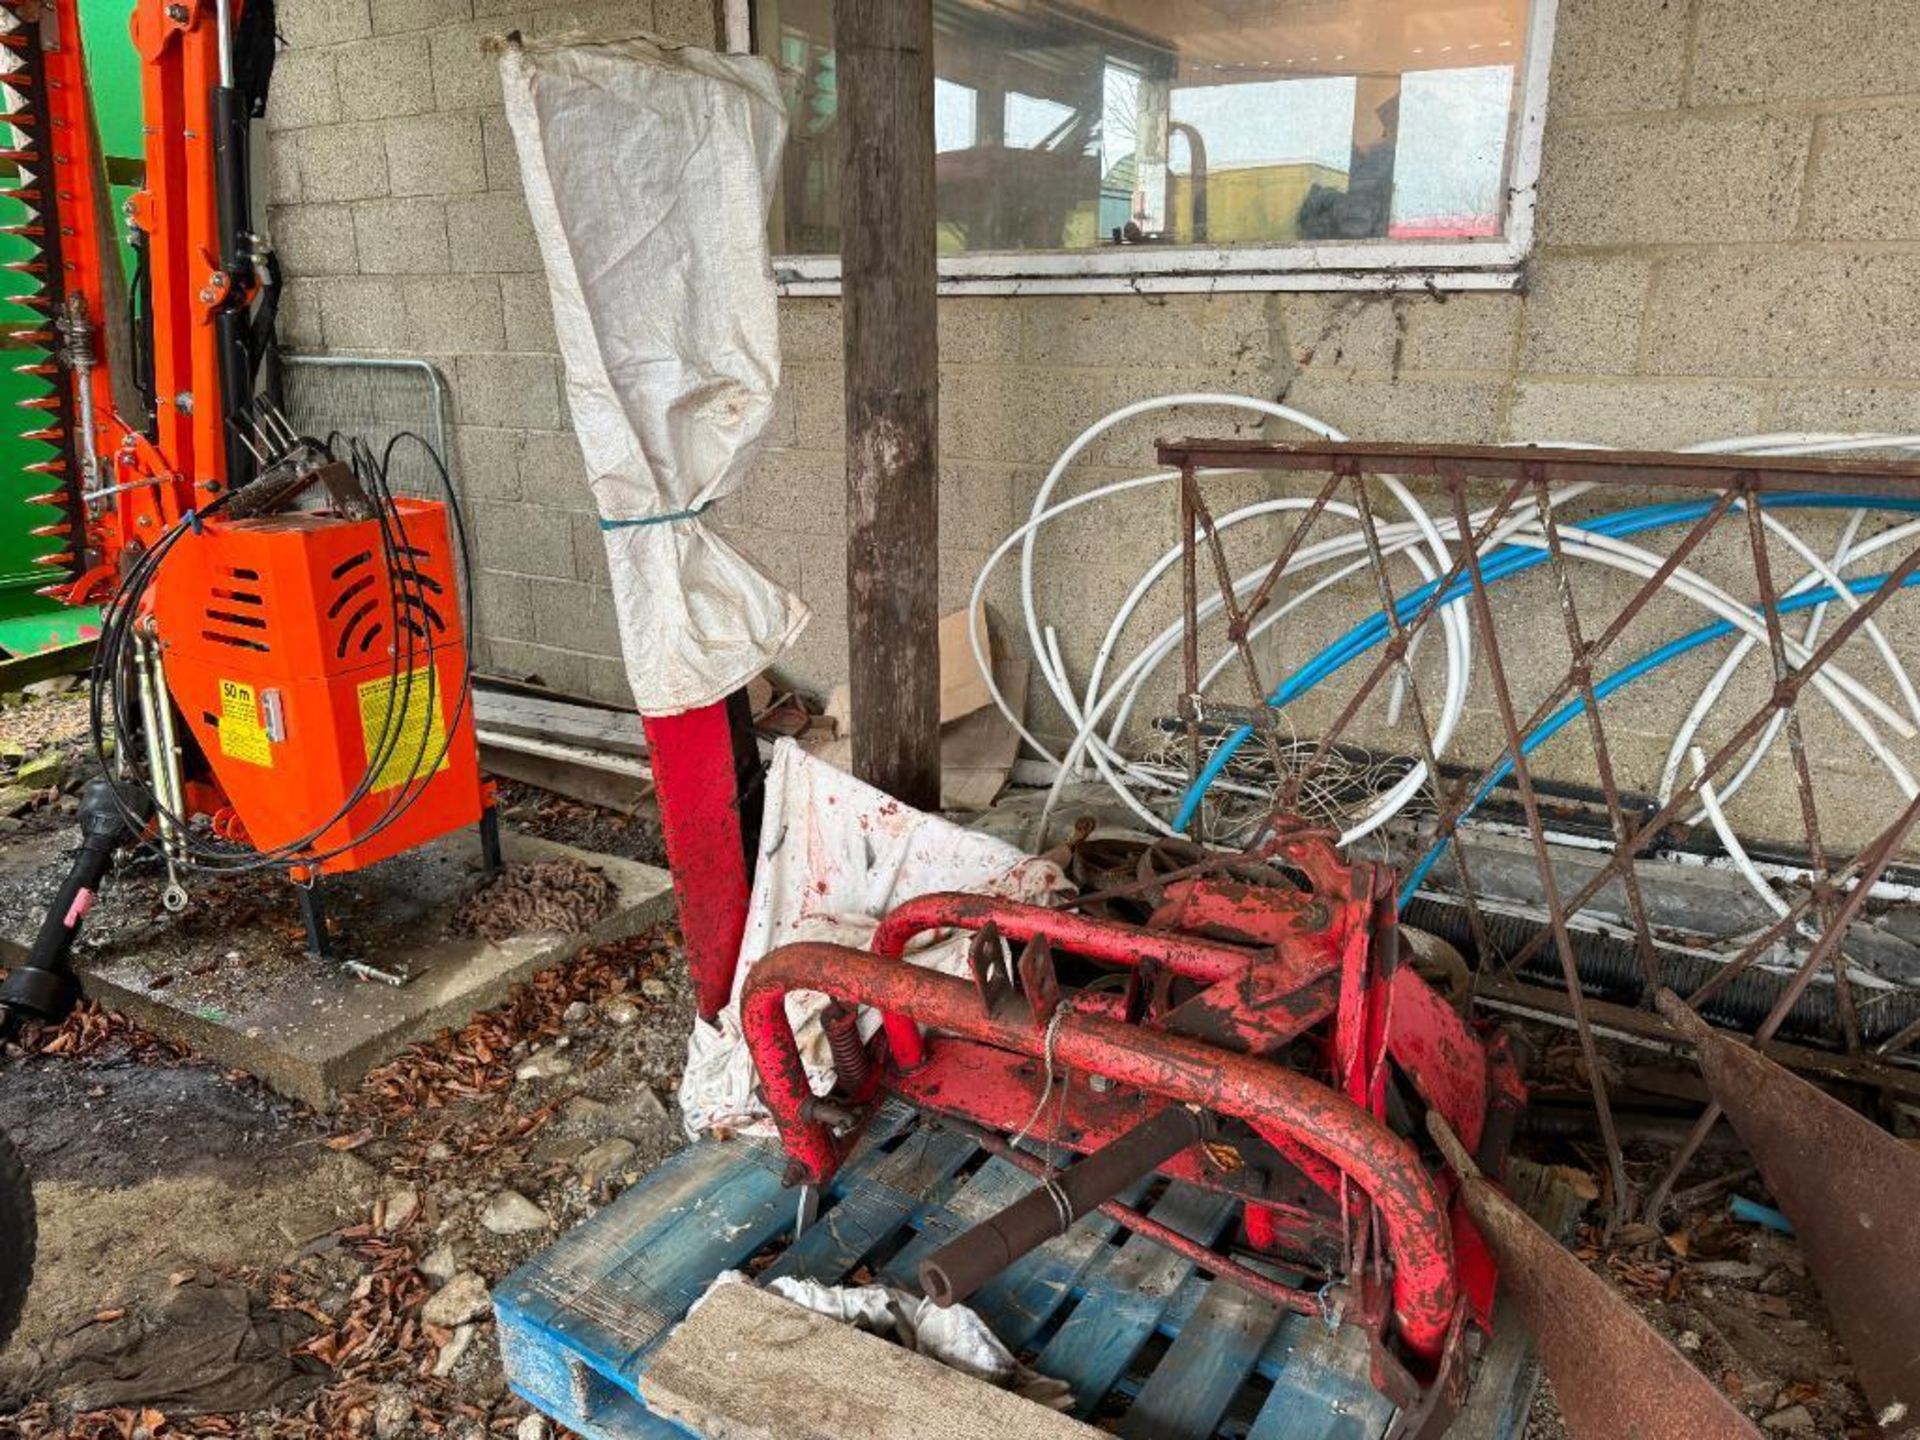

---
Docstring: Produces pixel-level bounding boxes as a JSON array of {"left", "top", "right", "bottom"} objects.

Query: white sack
[
  {"left": 499, "top": 34, "right": 807, "bottom": 715},
  {"left": 680, "top": 740, "right": 1069, "bottom": 1139}
]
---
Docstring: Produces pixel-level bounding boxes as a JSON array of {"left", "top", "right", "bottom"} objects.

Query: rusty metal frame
[{"left": 1154, "top": 439, "right": 1920, "bottom": 1220}]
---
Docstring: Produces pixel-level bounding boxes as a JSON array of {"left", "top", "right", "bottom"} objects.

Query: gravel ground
[{"left": 0, "top": 926, "right": 695, "bottom": 1438}]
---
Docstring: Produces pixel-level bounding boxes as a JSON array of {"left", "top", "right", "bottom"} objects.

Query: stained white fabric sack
[
  {"left": 498, "top": 33, "right": 808, "bottom": 715},
  {"left": 680, "top": 740, "right": 1069, "bottom": 1138}
]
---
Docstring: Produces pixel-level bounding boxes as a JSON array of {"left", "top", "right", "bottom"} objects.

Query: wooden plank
[
  {"left": 876, "top": 1154, "right": 1040, "bottom": 1290},
  {"left": 1120, "top": 1277, "right": 1286, "bottom": 1440},
  {"left": 768, "top": 1126, "right": 981, "bottom": 1285},
  {"left": 480, "top": 737, "right": 653, "bottom": 813},
  {"left": 476, "top": 686, "right": 649, "bottom": 757},
  {"left": 837, "top": 0, "right": 941, "bottom": 810},
  {"left": 641, "top": 1282, "right": 1106, "bottom": 1440},
  {"left": 499, "top": 1365, "right": 686, "bottom": 1440},
  {"left": 1034, "top": 1186, "right": 1241, "bottom": 1418},
  {"left": 1246, "top": 1318, "right": 1396, "bottom": 1440},
  {"left": 502, "top": 1141, "right": 793, "bottom": 1380},
  {"left": 854, "top": 1099, "right": 924, "bottom": 1151}
]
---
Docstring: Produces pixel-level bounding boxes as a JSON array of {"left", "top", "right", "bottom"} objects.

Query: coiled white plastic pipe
[{"left": 971, "top": 394, "right": 1920, "bottom": 875}]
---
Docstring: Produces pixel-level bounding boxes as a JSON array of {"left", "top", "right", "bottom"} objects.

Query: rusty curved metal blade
[
  {"left": 1656, "top": 991, "right": 1920, "bottom": 1438},
  {"left": 1429, "top": 1113, "right": 1762, "bottom": 1440}
]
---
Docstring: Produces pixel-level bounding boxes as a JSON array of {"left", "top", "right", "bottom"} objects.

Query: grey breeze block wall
[{"left": 270, "top": 0, "right": 1920, "bottom": 850}]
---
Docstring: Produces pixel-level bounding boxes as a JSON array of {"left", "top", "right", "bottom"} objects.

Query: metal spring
[{"left": 821, "top": 1002, "right": 871, "bottom": 1093}]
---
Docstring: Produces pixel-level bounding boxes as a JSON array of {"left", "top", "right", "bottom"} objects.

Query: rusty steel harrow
[{"left": 1147, "top": 441, "right": 1920, "bottom": 1220}]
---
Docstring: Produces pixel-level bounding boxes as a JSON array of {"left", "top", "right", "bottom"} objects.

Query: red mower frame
[{"left": 740, "top": 824, "right": 1525, "bottom": 1422}]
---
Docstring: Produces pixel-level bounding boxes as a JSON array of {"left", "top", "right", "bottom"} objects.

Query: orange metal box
[{"left": 150, "top": 499, "right": 484, "bottom": 874}]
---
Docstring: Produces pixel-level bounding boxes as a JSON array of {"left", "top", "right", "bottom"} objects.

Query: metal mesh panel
[
  {"left": 280, "top": 354, "right": 454, "bottom": 504},
  {"left": 1148, "top": 438, "right": 1920, "bottom": 1217}
]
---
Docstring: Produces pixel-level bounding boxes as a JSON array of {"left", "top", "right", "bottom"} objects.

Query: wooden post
[{"left": 837, "top": 0, "right": 941, "bottom": 811}]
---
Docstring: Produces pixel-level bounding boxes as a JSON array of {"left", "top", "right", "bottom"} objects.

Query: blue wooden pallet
[{"left": 495, "top": 1103, "right": 1557, "bottom": 1440}]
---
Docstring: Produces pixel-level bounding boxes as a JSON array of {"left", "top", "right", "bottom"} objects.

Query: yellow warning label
[
  {"left": 217, "top": 679, "right": 275, "bottom": 768},
  {"left": 358, "top": 667, "right": 451, "bottom": 792}
]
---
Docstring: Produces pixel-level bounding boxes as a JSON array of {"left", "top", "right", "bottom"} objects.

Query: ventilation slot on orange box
[
  {"left": 202, "top": 628, "right": 269, "bottom": 653},
  {"left": 203, "top": 571, "right": 271, "bottom": 652},
  {"left": 397, "top": 592, "right": 446, "bottom": 635},
  {"left": 328, "top": 551, "right": 385, "bottom": 659},
  {"left": 337, "top": 598, "right": 385, "bottom": 659},
  {"left": 328, "top": 573, "right": 375, "bottom": 618}
]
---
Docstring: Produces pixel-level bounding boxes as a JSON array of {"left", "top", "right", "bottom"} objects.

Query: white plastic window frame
[{"left": 725, "top": 0, "right": 1558, "bottom": 296}]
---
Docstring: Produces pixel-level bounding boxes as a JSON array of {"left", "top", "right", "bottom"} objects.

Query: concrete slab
[
  {"left": 641, "top": 1282, "right": 1104, "bottom": 1440},
  {"left": 71, "top": 829, "right": 673, "bottom": 1108}
]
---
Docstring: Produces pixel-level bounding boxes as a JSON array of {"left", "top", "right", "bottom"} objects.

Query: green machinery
[{"left": 0, "top": 0, "right": 135, "bottom": 663}]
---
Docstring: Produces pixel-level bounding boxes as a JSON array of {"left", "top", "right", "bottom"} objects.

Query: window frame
[{"left": 725, "top": 0, "right": 1559, "bottom": 296}]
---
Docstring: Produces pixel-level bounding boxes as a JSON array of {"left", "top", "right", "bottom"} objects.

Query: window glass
[
  {"left": 758, "top": 0, "right": 1536, "bottom": 259},
  {"left": 935, "top": 78, "right": 980, "bottom": 153}
]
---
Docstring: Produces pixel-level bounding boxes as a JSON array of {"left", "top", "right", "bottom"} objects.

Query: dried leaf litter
[{"left": 448, "top": 859, "right": 616, "bottom": 943}]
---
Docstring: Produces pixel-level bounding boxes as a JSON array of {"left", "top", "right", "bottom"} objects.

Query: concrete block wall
[
  {"left": 271, "top": 0, "right": 1920, "bottom": 848},
  {"left": 267, "top": 0, "right": 716, "bottom": 702}
]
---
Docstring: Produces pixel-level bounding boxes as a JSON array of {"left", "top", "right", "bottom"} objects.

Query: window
[{"left": 736, "top": 0, "right": 1557, "bottom": 294}]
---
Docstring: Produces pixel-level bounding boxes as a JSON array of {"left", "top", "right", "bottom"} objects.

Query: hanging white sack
[{"left": 498, "top": 32, "right": 807, "bottom": 715}]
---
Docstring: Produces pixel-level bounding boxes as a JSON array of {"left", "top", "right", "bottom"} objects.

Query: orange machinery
[
  {"left": 0, "top": 0, "right": 493, "bottom": 1025},
  {"left": 148, "top": 495, "right": 486, "bottom": 876}
]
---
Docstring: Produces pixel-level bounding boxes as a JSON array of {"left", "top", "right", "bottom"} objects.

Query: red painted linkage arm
[
  {"left": 740, "top": 941, "right": 1459, "bottom": 1360},
  {"left": 867, "top": 891, "right": 1258, "bottom": 1068}
]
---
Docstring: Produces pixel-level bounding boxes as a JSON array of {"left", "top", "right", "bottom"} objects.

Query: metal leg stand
[
  {"left": 479, "top": 804, "right": 504, "bottom": 878},
  {"left": 298, "top": 880, "right": 332, "bottom": 961}
]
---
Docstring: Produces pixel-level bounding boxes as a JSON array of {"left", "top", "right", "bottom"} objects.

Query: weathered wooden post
[{"left": 836, "top": 0, "right": 941, "bottom": 811}]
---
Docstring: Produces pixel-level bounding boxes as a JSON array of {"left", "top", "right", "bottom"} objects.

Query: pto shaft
[{"left": 919, "top": 1105, "right": 1214, "bottom": 1307}]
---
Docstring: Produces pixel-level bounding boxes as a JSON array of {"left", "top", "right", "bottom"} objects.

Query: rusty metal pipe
[
  {"left": 1154, "top": 439, "right": 1920, "bottom": 503},
  {"left": 740, "top": 941, "right": 1458, "bottom": 1358},
  {"left": 920, "top": 1104, "right": 1213, "bottom": 1307}
]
